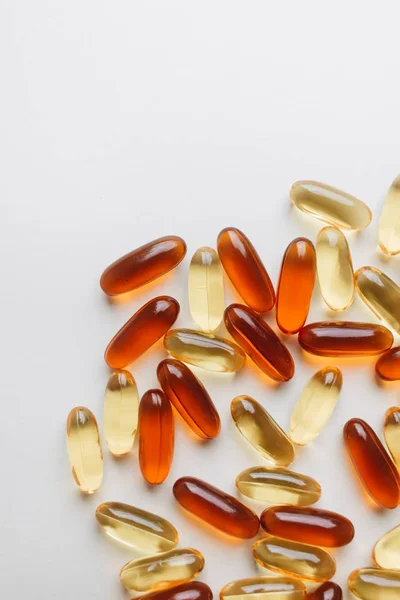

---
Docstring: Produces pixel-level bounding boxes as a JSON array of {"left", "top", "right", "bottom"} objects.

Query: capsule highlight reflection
[
  {"left": 141, "top": 582, "right": 213, "bottom": 600},
  {"left": 316, "top": 227, "right": 354, "bottom": 311},
  {"left": 219, "top": 576, "right": 306, "bottom": 600},
  {"left": 348, "top": 568, "right": 400, "bottom": 600},
  {"left": 379, "top": 175, "right": 400, "bottom": 256},
  {"left": 189, "top": 247, "right": 224, "bottom": 332},
  {"left": 373, "top": 524, "right": 400, "bottom": 569},
  {"left": 298, "top": 322, "right": 393, "bottom": 356},
  {"left": 306, "top": 582, "right": 342, "bottom": 600},
  {"left": 355, "top": 267, "right": 400, "bottom": 333},
  {"left": 384, "top": 407, "right": 400, "bottom": 470},
  {"left": 104, "top": 370, "right": 138, "bottom": 456},
  {"left": 66, "top": 407, "right": 103, "bottom": 494}
]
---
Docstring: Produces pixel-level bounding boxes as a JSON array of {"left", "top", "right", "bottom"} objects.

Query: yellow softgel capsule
[
  {"left": 290, "top": 367, "right": 342, "bottom": 446},
  {"left": 189, "top": 246, "right": 224, "bottom": 332},
  {"left": 95, "top": 501, "right": 179, "bottom": 553},
  {"left": 348, "top": 568, "right": 400, "bottom": 600},
  {"left": 120, "top": 547, "right": 205, "bottom": 593},
  {"left": 231, "top": 396, "right": 295, "bottom": 466},
  {"left": 253, "top": 537, "right": 336, "bottom": 582},
  {"left": 379, "top": 175, "right": 400, "bottom": 255},
  {"left": 104, "top": 370, "right": 139, "bottom": 456},
  {"left": 236, "top": 466, "right": 321, "bottom": 506},
  {"left": 383, "top": 407, "right": 400, "bottom": 469},
  {"left": 219, "top": 576, "right": 306, "bottom": 600},
  {"left": 355, "top": 267, "right": 400, "bottom": 333},
  {"left": 66, "top": 406, "right": 103, "bottom": 494},
  {"left": 316, "top": 227, "right": 354, "bottom": 311},
  {"left": 373, "top": 524, "right": 400, "bottom": 569}
]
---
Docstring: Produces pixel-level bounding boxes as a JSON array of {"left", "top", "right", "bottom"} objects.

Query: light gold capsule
[
  {"left": 120, "top": 547, "right": 205, "bottom": 593},
  {"left": 231, "top": 396, "right": 295, "bottom": 466},
  {"left": 290, "top": 367, "right": 342, "bottom": 446},
  {"left": 104, "top": 370, "right": 139, "bottom": 456},
  {"left": 219, "top": 576, "right": 306, "bottom": 600},
  {"left": 189, "top": 246, "right": 224, "bottom": 332},
  {"left": 66, "top": 406, "right": 103, "bottom": 494},
  {"left": 96, "top": 501, "right": 179, "bottom": 553},
  {"left": 379, "top": 175, "right": 400, "bottom": 255},
  {"left": 384, "top": 407, "right": 400, "bottom": 469},
  {"left": 355, "top": 267, "right": 400, "bottom": 333},
  {"left": 316, "top": 226, "right": 354, "bottom": 311},
  {"left": 373, "top": 524, "right": 400, "bottom": 569},
  {"left": 348, "top": 568, "right": 400, "bottom": 600}
]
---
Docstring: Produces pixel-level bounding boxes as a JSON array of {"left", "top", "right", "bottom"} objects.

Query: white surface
[{"left": 1, "top": 2, "right": 400, "bottom": 598}]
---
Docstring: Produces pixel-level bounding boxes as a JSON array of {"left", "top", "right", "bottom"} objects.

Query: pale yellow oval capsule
[
  {"left": 66, "top": 406, "right": 103, "bottom": 494},
  {"left": 290, "top": 180, "right": 372, "bottom": 231},
  {"left": 373, "top": 524, "right": 400, "bottom": 569},
  {"left": 236, "top": 466, "right": 321, "bottom": 506},
  {"left": 290, "top": 367, "right": 342, "bottom": 446},
  {"left": 316, "top": 227, "right": 354, "bottom": 311},
  {"left": 348, "top": 568, "right": 400, "bottom": 600},
  {"left": 95, "top": 502, "right": 178, "bottom": 553},
  {"left": 120, "top": 547, "right": 205, "bottom": 593},
  {"left": 219, "top": 576, "right": 306, "bottom": 600},
  {"left": 379, "top": 175, "right": 400, "bottom": 255},
  {"left": 355, "top": 267, "right": 400, "bottom": 333},
  {"left": 164, "top": 329, "right": 246, "bottom": 373},
  {"left": 384, "top": 407, "right": 400, "bottom": 469},
  {"left": 253, "top": 537, "right": 336, "bottom": 582},
  {"left": 189, "top": 247, "right": 224, "bottom": 333},
  {"left": 231, "top": 396, "right": 295, "bottom": 466},
  {"left": 104, "top": 370, "right": 139, "bottom": 456}
]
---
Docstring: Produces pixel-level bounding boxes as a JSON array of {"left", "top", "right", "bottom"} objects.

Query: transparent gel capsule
[
  {"left": 384, "top": 407, "right": 400, "bottom": 470},
  {"left": 348, "top": 568, "right": 400, "bottom": 600},
  {"left": 189, "top": 247, "right": 224, "bottom": 332},
  {"left": 95, "top": 501, "right": 179, "bottom": 553},
  {"left": 66, "top": 406, "right": 103, "bottom": 494},
  {"left": 104, "top": 370, "right": 138, "bottom": 456},
  {"left": 355, "top": 267, "right": 400, "bottom": 333},
  {"left": 373, "top": 524, "right": 400, "bottom": 569},
  {"left": 316, "top": 227, "right": 354, "bottom": 311},
  {"left": 219, "top": 576, "right": 306, "bottom": 600},
  {"left": 379, "top": 175, "right": 400, "bottom": 256}
]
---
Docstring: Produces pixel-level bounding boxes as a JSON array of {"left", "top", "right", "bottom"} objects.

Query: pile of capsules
[{"left": 66, "top": 178, "right": 400, "bottom": 600}]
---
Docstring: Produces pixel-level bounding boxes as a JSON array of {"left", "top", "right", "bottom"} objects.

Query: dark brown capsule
[
  {"left": 305, "top": 582, "right": 342, "bottom": 600},
  {"left": 298, "top": 322, "right": 393, "bottom": 356},
  {"left": 136, "top": 582, "right": 213, "bottom": 600}
]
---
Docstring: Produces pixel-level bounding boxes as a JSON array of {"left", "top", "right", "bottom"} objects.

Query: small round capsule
[
  {"left": 104, "top": 370, "right": 138, "bottom": 456},
  {"left": 66, "top": 407, "right": 103, "bottom": 494},
  {"left": 348, "top": 568, "right": 400, "bottom": 600},
  {"left": 373, "top": 524, "right": 400, "bottom": 569},
  {"left": 378, "top": 174, "right": 400, "bottom": 256},
  {"left": 219, "top": 576, "right": 306, "bottom": 600},
  {"left": 316, "top": 226, "right": 354, "bottom": 311},
  {"left": 376, "top": 347, "right": 400, "bottom": 381},
  {"left": 139, "top": 582, "right": 213, "bottom": 600},
  {"left": 384, "top": 407, "right": 400, "bottom": 470},
  {"left": 189, "top": 246, "right": 224, "bottom": 332},
  {"left": 306, "top": 582, "right": 342, "bottom": 600},
  {"left": 355, "top": 266, "right": 400, "bottom": 333}
]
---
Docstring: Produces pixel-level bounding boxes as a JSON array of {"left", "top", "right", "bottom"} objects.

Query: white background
[{"left": 1, "top": 2, "right": 400, "bottom": 598}]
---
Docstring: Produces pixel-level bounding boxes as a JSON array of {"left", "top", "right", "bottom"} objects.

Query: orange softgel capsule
[
  {"left": 276, "top": 238, "right": 316, "bottom": 334},
  {"left": 136, "top": 582, "right": 213, "bottom": 600},
  {"left": 138, "top": 389, "right": 174, "bottom": 485},
  {"left": 306, "top": 582, "right": 342, "bottom": 600},
  {"left": 224, "top": 304, "right": 294, "bottom": 382},
  {"left": 260, "top": 506, "right": 354, "bottom": 547},
  {"left": 100, "top": 236, "right": 187, "bottom": 295},
  {"left": 298, "top": 322, "right": 393, "bottom": 357},
  {"left": 376, "top": 346, "right": 400, "bottom": 381},
  {"left": 157, "top": 359, "right": 220, "bottom": 439},
  {"left": 105, "top": 296, "right": 180, "bottom": 369},
  {"left": 217, "top": 227, "right": 275, "bottom": 313},
  {"left": 344, "top": 418, "right": 400, "bottom": 509},
  {"left": 173, "top": 476, "right": 260, "bottom": 539}
]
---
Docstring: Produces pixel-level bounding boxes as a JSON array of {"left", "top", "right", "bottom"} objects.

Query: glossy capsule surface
[
  {"left": 306, "top": 582, "right": 342, "bottom": 600},
  {"left": 217, "top": 227, "right": 275, "bottom": 312},
  {"left": 355, "top": 267, "right": 400, "bottom": 333},
  {"left": 376, "top": 347, "right": 400, "bottom": 381},
  {"left": 290, "top": 367, "right": 342, "bottom": 446},
  {"left": 276, "top": 237, "right": 316, "bottom": 334},
  {"left": 95, "top": 501, "right": 178, "bottom": 552},
  {"left": 104, "top": 370, "right": 138, "bottom": 456},
  {"left": 100, "top": 235, "right": 186, "bottom": 295},
  {"left": 139, "top": 582, "right": 213, "bottom": 600},
  {"left": 348, "top": 568, "right": 400, "bottom": 600},
  {"left": 384, "top": 407, "right": 400, "bottom": 469},
  {"left": 344, "top": 418, "right": 400, "bottom": 509},
  {"left": 173, "top": 476, "right": 259, "bottom": 539},
  {"left": 298, "top": 322, "right": 393, "bottom": 357},
  {"left": 373, "top": 524, "right": 400, "bottom": 569},
  {"left": 316, "top": 227, "right": 354, "bottom": 311},
  {"left": 260, "top": 506, "right": 354, "bottom": 547},
  {"left": 66, "top": 407, "right": 103, "bottom": 494},
  {"left": 231, "top": 396, "right": 295, "bottom": 466},
  {"left": 224, "top": 304, "right": 294, "bottom": 382},
  {"left": 157, "top": 359, "right": 220, "bottom": 439},
  {"left": 120, "top": 547, "right": 205, "bottom": 593},
  {"left": 290, "top": 180, "right": 372, "bottom": 231},
  {"left": 236, "top": 466, "right": 321, "bottom": 506},
  {"left": 105, "top": 296, "right": 180, "bottom": 369},
  {"left": 164, "top": 329, "right": 246, "bottom": 373},
  {"left": 379, "top": 175, "right": 400, "bottom": 255},
  {"left": 219, "top": 576, "right": 306, "bottom": 600},
  {"left": 252, "top": 537, "right": 336, "bottom": 582},
  {"left": 189, "top": 247, "right": 224, "bottom": 332},
  {"left": 138, "top": 390, "right": 174, "bottom": 485}
]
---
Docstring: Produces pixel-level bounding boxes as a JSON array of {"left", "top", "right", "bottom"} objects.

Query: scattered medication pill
[
  {"left": 376, "top": 347, "right": 400, "bottom": 381},
  {"left": 66, "top": 406, "right": 103, "bottom": 494},
  {"left": 219, "top": 576, "right": 306, "bottom": 600},
  {"left": 355, "top": 266, "right": 400, "bottom": 333},
  {"left": 384, "top": 407, "right": 400, "bottom": 469},
  {"left": 189, "top": 247, "right": 224, "bottom": 332},
  {"left": 104, "top": 370, "right": 138, "bottom": 456},
  {"left": 378, "top": 175, "right": 400, "bottom": 256},
  {"left": 316, "top": 227, "right": 354, "bottom": 311},
  {"left": 298, "top": 322, "right": 393, "bottom": 356},
  {"left": 138, "top": 582, "right": 213, "bottom": 600},
  {"left": 373, "top": 524, "right": 400, "bottom": 569},
  {"left": 305, "top": 582, "right": 342, "bottom": 600},
  {"left": 348, "top": 568, "right": 400, "bottom": 600}
]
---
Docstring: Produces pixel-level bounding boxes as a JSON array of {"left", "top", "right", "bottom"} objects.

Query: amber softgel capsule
[
  {"left": 376, "top": 347, "right": 400, "bottom": 381},
  {"left": 189, "top": 246, "right": 224, "bottom": 332},
  {"left": 378, "top": 174, "right": 400, "bottom": 255},
  {"left": 355, "top": 266, "right": 400, "bottom": 333},
  {"left": 142, "top": 582, "right": 213, "bottom": 600},
  {"left": 219, "top": 577, "right": 306, "bottom": 600},
  {"left": 66, "top": 406, "right": 103, "bottom": 494},
  {"left": 299, "top": 322, "right": 393, "bottom": 356},
  {"left": 383, "top": 407, "right": 400, "bottom": 470},
  {"left": 306, "top": 582, "right": 342, "bottom": 600},
  {"left": 316, "top": 226, "right": 354, "bottom": 311},
  {"left": 104, "top": 370, "right": 138, "bottom": 456}
]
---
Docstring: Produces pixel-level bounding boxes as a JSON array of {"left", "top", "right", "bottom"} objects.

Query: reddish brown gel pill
[
  {"left": 173, "top": 476, "right": 260, "bottom": 539},
  {"left": 298, "top": 322, "right": 393, "bottom": 356},
  {"left": 157, "top": 359, "right": 220, "bottom": 439},
  {"left": 260, "top": 506, "right": 354, "bottom": 547},
  {"left": 217, "top": 227, "right": 275, "bottom": 313},
  {"left": 224, "top": 304, "right": 294, "bottom": 382},
  {"left": 105, "top": 296, "right": 180, "bottom": 369},
  {"left": 100, "top": 236, "right": 187, "bottom": 295},
  {"left": 135, "top": 582, "right": 213, "bottom": 600},
  {"left": 344, "top": 418, "right": 400, "bottom": 509},
  {"left": 376, "top": 346, "right": 400, "bottom": 381},
  {"left": 306, "top": 582, "right": 343, "bottom": 600}
]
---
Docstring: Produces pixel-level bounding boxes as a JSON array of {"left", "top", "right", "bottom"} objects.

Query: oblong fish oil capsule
[
  {"left": 164, "top": 329, "right": 246, "bottom": 373},
  {"left": 95, "top": 501, "right": 179, "bottom": 553},
  {"left": 140, "top": 582, "right": 213, "bottom": 600},
  {"left": 384, "top": 407, "right": 400, "bottom": 469},
  {"left": 355, "top": 266, "right": 400, "bottom": 333},
  {"left": 376, "top": 347, "right": 400, "bottom": 381},
  {"left": 290, "top": 180, "right": 372, "bottom": 231},
  {"left": 231, "top": 396, "right": 295, "bottom": 466},
  {"left": 306, "top": 582, "right": 343, "bottom": 600},
  {"left": 235, "top": 466, "right": 321, "bottom": 506},
  {"left": 66, "top": 406, "right": 103, "bottom": 494},
  {"left": 104, "top": 370, "right": 138, "bottom": 456},
  {"left": 348, "top": 568, "right": 400, "bottom": 600},
  {"left": 189, "top": 247, "right": 224, "bottom": 332},
  {"left": 290, "top": 367, "right": 342, "bottom": 445},
  {"left": 219, "top": 576, "right": 306, "bottom": 600},
  {"left": 373, "top": 524, "right": 400, "bottom": 569},
  {"left": 120, "top": 547, "right": 205, "bottom": 593},
  {"left": 379, "top": 175, "right": 400, "bottom": 256},
  {"left": 316, "top": 227, "right": 354, "bottom": 311},
  {"left": 252, "top": 537, "right": 336, "bottom": 582}
]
